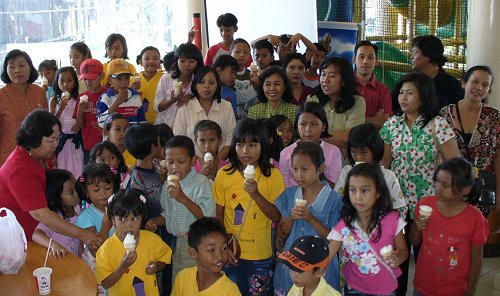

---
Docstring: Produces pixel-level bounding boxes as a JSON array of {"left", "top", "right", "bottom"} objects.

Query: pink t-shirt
[
  {"left": 35, "top": 207, "right": 81, "bottom": 255},
  {"left": 279, "top": 141, "right": 342, "bottom": 187},
  {"left": 328, "top": 211, "right": 405, "bottom": 294},
  {"left": 413, "top": 196, "right": 489, "bottom": 296},
  {"left": 193, "top": 158, "right": 228, "bottom": 173}
]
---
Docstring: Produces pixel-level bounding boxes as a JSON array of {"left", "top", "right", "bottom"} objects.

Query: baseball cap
[
  {"left": 108, "top": 58, "right": 132, "bottom": 77},
  {"left": 79, "top": 59, "right": 103, "bottom": 81},
  {"left": 277, "top": 236, "right": 330, "bottom": 272}
]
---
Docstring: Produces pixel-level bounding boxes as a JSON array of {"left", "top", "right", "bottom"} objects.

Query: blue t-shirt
[
  {"left": 76, "top": 204, "right": 114, "bottom": 236},
  {"left": 221, "top": 85, "right": 237, "bottom": 116},
  {"left": 273, "top": 182, "right": 343, "bottom": 293}
]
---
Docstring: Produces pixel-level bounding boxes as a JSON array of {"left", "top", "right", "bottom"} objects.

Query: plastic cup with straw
[{"left": 33, "top": 238, "right": 53, "bottom": 295}]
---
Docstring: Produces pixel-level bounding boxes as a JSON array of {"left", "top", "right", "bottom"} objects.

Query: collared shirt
[
  {"left": 160, "top": 168, "right": 215, "bottom": 236},
  {"left": 248, "top": 101, "right": 298, "bottom": 124},
  {"left": 380, "top": 114, "right": 455, "bottom": 218},
  {"left": 96, "top": 87, "right": 146, "bottom": 128},
  {"left": 355, "top": 74, "right": 392, "bottom": 117},
  {"left": 287, "top": 277, "right": 341, "bottom": 296},
  {"left": 306, "top": 95, "right": 366, "bottom": 133},
  {"left": 172, "top": 98, "right": 235, "bottom": 156},
  {"left": 154, "top": 73, "right": 193, "bottom": 128}
]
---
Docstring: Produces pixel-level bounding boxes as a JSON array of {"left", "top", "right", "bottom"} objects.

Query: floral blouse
[
  {"left": 380, "top": 115, "right": 455, "bottom": 218},
  {"left": 440, "top": 104, "right": 500, "bottom": 172}
]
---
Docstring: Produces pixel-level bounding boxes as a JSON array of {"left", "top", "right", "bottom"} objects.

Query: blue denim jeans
[
  {"left": 344, "top": 285, "right": 397, "bottom": 296},
  {"left": 224, "top": 257, "right": 273, "bottom": 296}
]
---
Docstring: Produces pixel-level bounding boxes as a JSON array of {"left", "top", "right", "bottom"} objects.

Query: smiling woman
[{"left": 0, "top": 110, "right": 102, "bottom": 249}]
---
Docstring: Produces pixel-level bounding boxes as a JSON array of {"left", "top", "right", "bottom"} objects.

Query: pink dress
[{"left": 56, "top": 98, "right": 83, "bottom": 178}]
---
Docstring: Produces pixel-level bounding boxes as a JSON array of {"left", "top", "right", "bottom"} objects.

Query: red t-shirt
[
  {"left": 0, "top": 147, "right": 47, "bottom": 239},
  {"left": 73, "top": 88, "right": 107, "bottom": 151},
  {"left": 413, "top": 196, "right": 489, "bottom": 295},
  {"left": 355, "top": 75, "right": 392, "bottom": 117},
  {"left": 204, "top": 42, "right": 253, "bottom": 67}
]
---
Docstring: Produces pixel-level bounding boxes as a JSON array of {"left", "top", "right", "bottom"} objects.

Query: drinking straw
[{"left": 43, "top": 238, "right": 53, "bottom": 268}]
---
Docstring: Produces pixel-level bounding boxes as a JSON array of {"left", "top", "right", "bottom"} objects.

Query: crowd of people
[{"left": 0, "top": 11, "right": 497, "bottom": 296}]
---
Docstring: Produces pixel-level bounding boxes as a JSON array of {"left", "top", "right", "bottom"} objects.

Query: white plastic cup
[
  {"left": 419, "top": 205, "right": 433, "bottom": 219},
  {"left": 33, "top": 267, "right": 52, "bottom": 295}
]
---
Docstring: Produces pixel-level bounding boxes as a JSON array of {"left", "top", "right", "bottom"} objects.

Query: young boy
[
  {"left": 171, "top": 217, "right": 241, "bottom": 296},
  {"left": 146, "top": 136, "right": 215, "bottom": 280},
  {"left": 254, "top": 40, "right": 277, "bottom": 71},
  {"left": 278, "top": 236, "right": 340, "bottom": 296},
  {"left": 124, "top": 122, "right": 164, "bottom": 217},
  {"left": 97, "top": 58, "right": 146, "bottom": 128},
  {"left": 231, "top": 38, "right": 258, "bottom": 119},
  {"left": 213, "top": 55, "right": 239, "bottom": 115},
  {"left": 74, "top": 58, "right": 108, "bottom": 163},
  {"left": 193, "top": 120, "right": 227, "bottom": 181}
]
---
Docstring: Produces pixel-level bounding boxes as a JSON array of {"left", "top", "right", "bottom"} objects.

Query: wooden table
[{"left": 0, "top": 242, "right": 97, "bottom": 295}]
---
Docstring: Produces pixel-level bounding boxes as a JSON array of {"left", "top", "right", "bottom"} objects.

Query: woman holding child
[{"left": 0, "top": 110, "right": 101, "bottom": 248}]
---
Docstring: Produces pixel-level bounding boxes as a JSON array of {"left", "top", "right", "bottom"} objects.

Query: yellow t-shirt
[
  {"left": 101, "top": 60, "right": 137, "bottom": 87},
  {"left": 123, "top": 149, "right": 137, "bottom": 171},
  {"left": 95, "top": 231, "right": 172, "bottom": 296},
  {"left": 171, "top": 266, "right": 241, "bottom": 296},
  {"left": 287, "top": 276, "right": 341, "bottom": 296},
  {"left": 137, "top": 70, "right": 164, "bottom": 123},
  {"left": 212, "top": 165, "right": 284, "bottom": 260}
]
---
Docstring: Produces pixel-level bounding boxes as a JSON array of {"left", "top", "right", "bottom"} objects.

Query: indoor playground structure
[{"left": 317, "top": 0, "right": 468, "bottom": 90}]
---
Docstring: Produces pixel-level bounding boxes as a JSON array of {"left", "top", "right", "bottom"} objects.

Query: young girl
[
  {"left": 49, "top": 66, "right": 84, "bottom": 178},
  {"left": 248, "top": 66, "right": 297, "bottom": 124},
  {"left": 273, "top": 142, "right": 343, "bottom": 295},
  {"left": 410, "top": 158, "right": 489, "bottom": 296},
  {"left": 103, "top": 112, "right": 135, "bottom": 170},
  {"left": 268, "top": 114, "right": 294, "bottom": 148},
  {"left": 212, "top": 118, "right": 285, "bottom": 296},
  {"left": 76, "top": 162, "right": 120, "bottom": 295},
  {"left": 335, "top": 123, "right": 407, "bottom": 218},
  {"left": 284, "top": 53, "right": 313, "bottom": 105},
  {"left": 69, "top": 41, "right": 92, "bottom": 93},
  {"left": 173, "top": 66, "right": 236, "bottom": 160},
  {"left": 327, "top": 163, "right": 409, "bottom": 295},
  {"left": 279, "top": 101, "right": 342, "bottom": 188},
  {"left": 101, "top": 33, "right": 137, "bottom": 87},
  {"left": 303, "top": 43, "right": 326, "bottom": 89},
  {"left": 154, "top": 43, "right": 204, "bottom": 128},
  {"left": 33, "top": 169, "right": 82, "bottom": 257},
  {"left": 38, "top": 59, "right": 58, "bottom": 101},
  {"left": 96, "top": 189, "right": 172, "bottom": 296},
  {"left": 89, "top": 141, "right": 130, "bottom": 189},
  {"left": 136, "top": 46, "right": 164, "bottom": 123}
]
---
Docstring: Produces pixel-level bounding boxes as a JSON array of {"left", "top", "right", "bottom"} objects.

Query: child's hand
[
  {"left": 176, "top": 93, "right": 192, "bottom": 107},
  {"left": 116, "top": 88, "right": 129, "bottom": 103},
  {"left": 226, "top": 249, "right": 238, "bottom": 266},
  {"left": 119, "top": 251, "right": 137, "bottom": 271},
  {"left": 414, "top": 216, "right": 430, "bottom": 232},
  {"left": 168, "top": 182, "right": 187, "bottom": 203},
  {"left": 200, "top": 159, "right": 217, "bottom": 179},
  {"left": 70, "top": 123, "right": 80, "bottom": 133},
  {"left": 49, "top": 241, "right": 68, "bottom": 258},
  {"left": 187, "top": 26, "right": 196, "bottom": 44},
  {"left": 144, "top": 219, "right": 158, "bottom": 232},
  {"left": 291, "top": 205, "right": 312, "bottom": 222},
  {"left": 383, "top": 250, "right": 401, "bottom": 268},
  {"left": 59, "top": 96, "right": 69, "bottom": 110},
  {"left": 243, "top": 178, "right": 260, "bottom": 197},
  {"left": 130, "top": 80, "right": 141, "bottom": 90},
  {"left": 145, "top": 261, "right": 157, "bottom": 275},
  {"left": 287, "top": 33, "right": 302, "bottom": 51}
]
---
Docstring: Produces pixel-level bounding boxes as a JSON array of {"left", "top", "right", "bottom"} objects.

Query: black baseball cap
[{"left": 277, "top": 235, "right": 330, "bottom": 272}]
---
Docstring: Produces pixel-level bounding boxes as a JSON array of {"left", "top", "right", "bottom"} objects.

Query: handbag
[
  {"left": 0, "top": 208, "right": 27, "bottom": 274},
  {"left": 455, "top": 104, "right": 496, "bottom": 207}
]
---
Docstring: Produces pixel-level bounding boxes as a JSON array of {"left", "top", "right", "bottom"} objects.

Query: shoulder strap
[
  {"left": 455, "top": 104, "right": 473, "bottom": 160},
  {"left": 235, "top": 174, "right": 261, "bottom": 238}
]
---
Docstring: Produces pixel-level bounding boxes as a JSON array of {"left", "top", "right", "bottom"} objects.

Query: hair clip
[
  {"left": 473, "top": 167, "right": 479, "bottom": 178},
  {"left": 107, "top": 194, "right": 115, "bottom": 204},
  {"left": 78, "top": 176, "right": 86, "bottom": 183},
  {"left": 139, "top": 195, "right": 146, "bottom": 204},
  {"left": 276, "top": 130, "right": 283, "bottom": 137},
  {"left": 109, "top": 166, "right": 118, "bottom": 175}
]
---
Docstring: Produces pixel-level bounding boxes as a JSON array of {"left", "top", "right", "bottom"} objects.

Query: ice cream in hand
[
  {"left": 167, "top": 175, "right": 179, "bottom": 187},
  {"left": 124, "top": 233, "right": 136, "bottom": 254},
  {"left": 173, "top": 80, "right": 183, "bottom": 96},
  {"left": 380, "top": 245, "right": 393, "bottom": 259},
  {"left": 243, "top": 164, "right": 256, "bottom": 180},
  {"left": 204, "top": 152, "right": 214, "bottom": 162},
  {"left": 250, "top": 63, "right": 258, "bottom": 73},
  {"left": 62, "top": 91, "right": 70, "bottom": 99},
  {"left": 79, "top": 95, "right": 89, "bottom": 103}
]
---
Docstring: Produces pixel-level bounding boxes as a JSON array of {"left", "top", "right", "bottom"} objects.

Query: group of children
[{"left": 26, "top": 11, "right": 490, "bottom": 296}]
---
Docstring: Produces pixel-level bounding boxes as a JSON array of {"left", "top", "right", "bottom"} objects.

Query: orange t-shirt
[{"left": 0, "top": 84, "right": 48, "bottom": 165}]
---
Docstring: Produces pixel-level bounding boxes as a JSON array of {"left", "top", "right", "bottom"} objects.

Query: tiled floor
[{"left": 406, "top": 255, "right": 500, "bottom": 295}]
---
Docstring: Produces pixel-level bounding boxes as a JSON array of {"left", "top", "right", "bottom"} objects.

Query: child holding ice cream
[
  {"left": 327, "top": 163, "right": 408, "bottom": 295},
  {"left": 410, "top": 158, "right": 488, "bottom": 296},
  {"left": 96, "top": 188, "right": 172, "bottom": 296},
  {"left": 212, "top": 118, "right": 285, "bottom": 295},
  {"left": 193, "top": 120, "right": 228, "bottom": 181}
]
